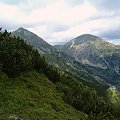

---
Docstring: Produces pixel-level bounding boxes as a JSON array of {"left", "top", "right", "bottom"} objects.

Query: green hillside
[
  {"left": 0, "top": 28, "right": 120, "bottom": 120},
  {"left": 12, "top": 28, "right": 110, "bottom": 97},
  {"left": 0, "top": 71, "right": 86, "bottom": 120}
]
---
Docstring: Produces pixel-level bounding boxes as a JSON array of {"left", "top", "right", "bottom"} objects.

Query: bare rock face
[
  {"left": 9, "top": 114, "right": 23, "bottom": 120},
  {"left": 60, "top": 34, "right": 118, "bottom": 68}
]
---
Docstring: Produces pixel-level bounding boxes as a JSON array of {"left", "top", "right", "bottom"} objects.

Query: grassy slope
[
  {"left": 0, "top": 71, "right": 87, "bottom": 120},
  {"left": 107, "top": 87, "right": 120, "bottom": 107}
]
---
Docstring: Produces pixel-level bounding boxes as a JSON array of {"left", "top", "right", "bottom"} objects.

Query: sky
[{"left": 0, "top": 0, "right": 120, "bottom": 45}]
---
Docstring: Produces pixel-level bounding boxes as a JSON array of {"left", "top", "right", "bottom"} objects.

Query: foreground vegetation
[
  {"left": 0, "top": 71, "right": 87, "bottom": 120},
  {"left": 0, "top": 28, "right": 120, "bottom": 119}
]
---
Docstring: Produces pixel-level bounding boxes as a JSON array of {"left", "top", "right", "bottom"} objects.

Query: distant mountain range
[
  {"left": 56, "top": 34, "right": 120, "bottom": 88},
  {"left": 3, "top": 28, "right": 120, "bottom": 119},
  {"left": 12, "top": 27, "right": 120, "bottom": 91},
  {"left": 12, "top": 27, "right": 78, "bottom": 72},
  {"left": 58, "top": 34, "right": 120, "bottom": 68}
]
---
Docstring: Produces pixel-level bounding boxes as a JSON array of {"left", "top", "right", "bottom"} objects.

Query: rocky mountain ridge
[
  {"left": 56, "top": 34, "right": 120, "bottom": 88},
  {"left": 12, "top": 27, "right": 120, "bottom": 91}
]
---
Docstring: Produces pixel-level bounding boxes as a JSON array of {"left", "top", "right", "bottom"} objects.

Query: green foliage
[
  {"left": 0, "top": 28, "right": 120, "bottom": 119},
  {"left": 12, "top": 27, "right": 110, "bottom": 98},
  {"left": 56, "top": 75, "right": 118, "bottom": 119},
  {"left": 107, "top": 87, "right": 120, "bottom": 107},
  {"left": 0, "top": 29, "right": 60, "bottom": 83},
  {"left": 0, "top": 30, "right": 33, "bottom": 76},
  {"left": 0, "top": 71, "right": 87, "bottom": 120}
]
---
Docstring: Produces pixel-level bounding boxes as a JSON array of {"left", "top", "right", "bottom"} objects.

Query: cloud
[
  {"left": 18, "top": 1, "right": 96, "bottom": 26},
  {"left": 99, "top": 27, "right": 120, "bottom": 40},
  {"left": 65, "top": 0, "right": 120, "bottom": 12},
  {"left": 46, "top": 23, "right": 69, "bottom": 32},
  {"left": 0, "top": 3, "right": 18, "bottom": 20},
  {"left": 91, "top": 0, "right": 120, "bottom": 11},
  {"left": 0, "top": 0, "right": 120, "bottom": 45},
  {"left": 0, "top": 0, "right": 24, "bottom": 5},
  {"left": 108, "top": 39, "right": 120, "bottom": 45}
]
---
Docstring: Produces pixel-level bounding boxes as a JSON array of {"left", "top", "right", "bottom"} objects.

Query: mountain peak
[
  {"left": 12, "top": 27, "right": 55, "bottom": 54},
  {"left": 16, "top": 27, "right": 30, "bottom": 33},
  {"left": 73, "top": 34, "right": 102, "bottom": 43},
  {"left": 17, "top": 27, "right": 25, "bottom": 30},
  {"left": 77, "top": 34, "right": 99, "bottom": 37},
  {"left": 14, "top": 27, "right": 35, "bottom": 38},
  {"left": 15, "top": 27, "right": 29, "bottom": 34}
]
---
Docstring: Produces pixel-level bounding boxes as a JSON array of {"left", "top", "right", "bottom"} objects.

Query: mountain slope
[
  {"left": 60, "top": 34, "right": 117, "bottom": 67},
  {"left": 12, "top": 27, "right": 74, "bottom": 71},
  {"left": 12, "top": 28, "right": 110, "bottom": 96},
  {"left": 58, "top": 34, "right": 120, "bottom": 87},
  {"left": 12, "top": 27, "right": 55, "bottom": 54},
  {"left": 2, "top": 28, "right": 120, "bottom": 119},
  {"left": 0, "top": 71, "right": 87, "bottom": 120}
]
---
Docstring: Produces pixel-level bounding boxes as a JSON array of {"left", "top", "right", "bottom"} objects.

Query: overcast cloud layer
[{"left": 0, "top": 0, "right": 120, "bottom": 45}]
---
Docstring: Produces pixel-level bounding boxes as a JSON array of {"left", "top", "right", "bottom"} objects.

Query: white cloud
[
  {"left": 0, "top": 3, "right": 18, "bottom": 21},
  {"left": 108, "top": 39, "right": 120, "bottom": 45},
  {"left": 15, "top": 1, "right": 96, "bottom": 25},
  {"left": 47, "top": 16, "right": 120, "bottom": 44},
  {"left": 0, "top": 0, "right": 120, "bottom": 45}
]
